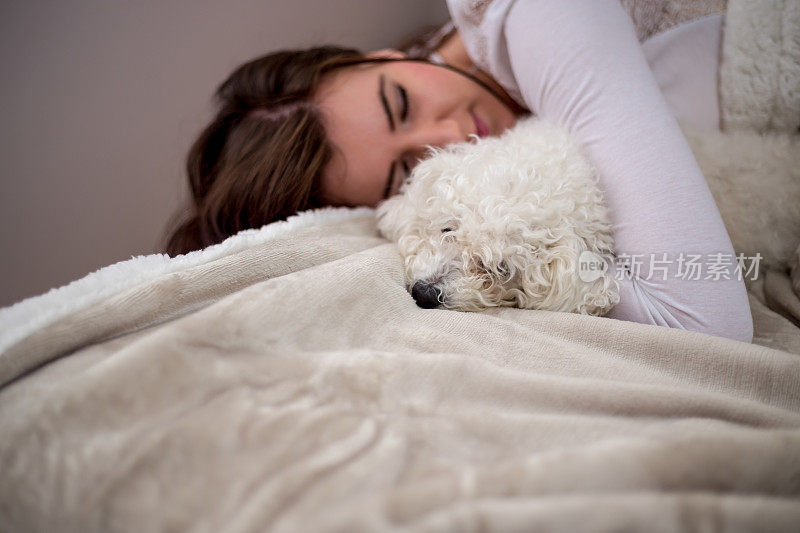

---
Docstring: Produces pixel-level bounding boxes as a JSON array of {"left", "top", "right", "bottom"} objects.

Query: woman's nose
[{"left": 405, "top": 118, "right": 464, "bottom": 156}]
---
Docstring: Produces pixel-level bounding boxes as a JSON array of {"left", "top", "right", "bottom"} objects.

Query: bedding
[
  {"left": 1, "top": 208, "right": 800, "bottom": 533},
  {"left": 2, "top": 0, "right": 800, "bottom": 531}
]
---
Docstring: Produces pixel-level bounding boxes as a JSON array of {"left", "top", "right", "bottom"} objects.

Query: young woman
[
  {"left": 166, "top": 0, "right": 752, "bottom": 342},
  {"left": 163, "top": 45, "right": 526, "bottom": 256}
]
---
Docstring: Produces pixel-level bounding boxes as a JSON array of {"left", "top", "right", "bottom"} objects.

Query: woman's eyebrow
[{"left": 379, "top": 74, "right": 395, "bottom": 132}]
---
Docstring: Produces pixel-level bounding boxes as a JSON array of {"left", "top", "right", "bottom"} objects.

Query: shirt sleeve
[{"left": 449, "top": 0, "right": 753, "bottom": 342}]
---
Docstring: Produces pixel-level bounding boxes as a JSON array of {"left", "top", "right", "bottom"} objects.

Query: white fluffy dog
[
  {"left": 376, "top": 116, "right": 800, "bottom": 313},
  {"left": 376, "top": 118, "right": 620, "bottom": 314}
]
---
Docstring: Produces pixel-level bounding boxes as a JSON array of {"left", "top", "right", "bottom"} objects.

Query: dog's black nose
[{"left": 411, "top": 281, "right": 442, "bottom": 309}]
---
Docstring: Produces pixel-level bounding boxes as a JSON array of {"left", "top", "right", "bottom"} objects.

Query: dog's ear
[
  {"left": 514, "top": 239, "right": 583, "bottom": 312},
  {"left": 521, "top": 239, "right": 618, "bottom": 315}
]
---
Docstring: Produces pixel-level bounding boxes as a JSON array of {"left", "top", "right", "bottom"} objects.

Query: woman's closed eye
[
  {"left": 397, "top": 84, "right": 408, "bottom": 122},
  {"left": 384, "top": 82, "right": 414, "bottom": 198},
  {"left": 395, "top": 84, "right": 412, "bottom": 180},
  {"left": 400, "top": 159, "right": 411, "bottom": 179},
  {"left": 382, "top": 77, "right": 413, "bottom": 199}
]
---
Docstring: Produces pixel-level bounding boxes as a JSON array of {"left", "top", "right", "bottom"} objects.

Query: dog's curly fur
[
  {"left": 376, "top": 118, "right": 621, "bottom": 314},
  {"left": 377, "top": 116, "right": 800, "bottom": 313}
]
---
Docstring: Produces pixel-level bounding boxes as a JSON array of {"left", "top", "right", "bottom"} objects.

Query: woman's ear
[{"left": 366, "top": 49, "right": 407, "bottom": 60}]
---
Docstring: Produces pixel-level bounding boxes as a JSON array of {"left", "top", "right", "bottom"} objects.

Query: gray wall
[{"left": 0, "top": 0, "right": 449, "bottom": 307}]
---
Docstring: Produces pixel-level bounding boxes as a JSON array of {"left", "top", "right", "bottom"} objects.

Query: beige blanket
[{"left": 1, "top": 210, "right": 800, "bottom": 533}]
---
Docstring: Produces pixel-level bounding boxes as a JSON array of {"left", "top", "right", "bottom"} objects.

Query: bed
[{"left": 2, "top": 1, "right": 799, "bottom": 531}]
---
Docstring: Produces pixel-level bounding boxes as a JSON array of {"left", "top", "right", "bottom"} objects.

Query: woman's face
[{"left": 314, "top": 52, "right": 519, "bottom": 207}]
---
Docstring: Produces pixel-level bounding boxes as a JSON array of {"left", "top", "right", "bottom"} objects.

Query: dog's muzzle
[{"left": 411, "top": 281, "right": 442, "bottom": 309}]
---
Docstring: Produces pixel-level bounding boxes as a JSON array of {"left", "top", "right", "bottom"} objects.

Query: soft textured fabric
[
  {"left": 618, "top": 0, "right": 727, "bottom": 41},
  {"left": 447, "top": 0, "right": 752, "bottom": 342},
  {"left": 1, "top": 211, "right": 800, "bottom": 533},
  {"left": 718, "top": 0, "right": 800, "bottom": 133},
  {"left": 764, "top": 269, "right": 800, "bottom": 329},
  {"left": 0, "top": 206, "right": 376, "bottom": 381}
]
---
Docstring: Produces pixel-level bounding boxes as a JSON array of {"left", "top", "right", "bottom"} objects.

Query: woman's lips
[{"left": 471, "top": 111, "right": 490, "bottom": 138}]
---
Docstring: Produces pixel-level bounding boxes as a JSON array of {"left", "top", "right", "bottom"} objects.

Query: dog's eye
[{"left": 442, "top": 227, "right": 453, "bottom": 234}]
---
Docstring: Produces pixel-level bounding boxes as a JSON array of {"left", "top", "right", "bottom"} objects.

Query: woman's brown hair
[
  {"left": 164, "top": 46, "right": 360, "bottom": 256},
  {"left": 164, "top": 45, "right": 516, "bottom": 256}
]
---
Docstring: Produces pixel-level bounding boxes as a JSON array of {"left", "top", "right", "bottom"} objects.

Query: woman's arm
[{"left": 453, "top": 0, "right": 753, "bottom": 341}]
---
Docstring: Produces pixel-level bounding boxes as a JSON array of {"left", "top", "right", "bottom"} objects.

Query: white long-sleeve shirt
[{"left": 447, "top": 0, "right": 753, "bottom": 342}]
